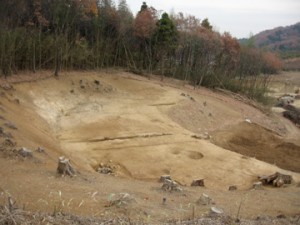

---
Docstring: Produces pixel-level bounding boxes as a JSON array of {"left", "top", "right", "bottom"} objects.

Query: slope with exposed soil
[{"left": 0, "top": 71, "right": 300, "bottom": 223}]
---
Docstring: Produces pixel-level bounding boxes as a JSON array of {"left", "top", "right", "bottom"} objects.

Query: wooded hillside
[
  {"left": 0, "top": 0, "right": 282, "bottom": 99},
  {"left": 243, "top": 22, "right": 300, "bottom": 59}
]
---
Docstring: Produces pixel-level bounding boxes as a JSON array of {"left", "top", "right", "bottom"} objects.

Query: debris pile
[
  {"left": 258, "top": 172, "right": 292, "bottom": 187},
  {"left": 277, "top": 95, "right": 295, "bottom": 107},
  {"left": 160, "top": 175, "right": 182, "bottom": 192},
  {"left": 0, "top": 127, "right": 12, "bottom": 138},
  {"left": 96, "top": 162, "right": 117, "bottom": 175},
  {"left": 275, "top": 94, "right": 300, "bottom": 126},
  {"left": 18, "top": 147, "right": 33, "bottom": 158}
]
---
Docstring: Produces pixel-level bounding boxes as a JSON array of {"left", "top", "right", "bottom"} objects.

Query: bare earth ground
[{"left": 0, "top": 70, "right": 300, "bottom": 224}]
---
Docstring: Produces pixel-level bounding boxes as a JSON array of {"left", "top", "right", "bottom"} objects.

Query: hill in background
[
  {"left": 240, "top": 22, "right": 300, "bottom": 70},
  {"left": 256, "top": 22, "right": 300, "bottom": 58}
]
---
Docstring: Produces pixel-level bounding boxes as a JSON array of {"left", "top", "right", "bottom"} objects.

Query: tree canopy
[{"left": 0, "top": 0, "right": 282, "bottom": 100}]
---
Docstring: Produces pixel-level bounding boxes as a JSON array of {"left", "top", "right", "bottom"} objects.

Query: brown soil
[
  {"left": 0, "top": 70, "right": 300, "bottom": 223},
  {"left": 212, "top": 122, "right": 300, "bottom": 172}
]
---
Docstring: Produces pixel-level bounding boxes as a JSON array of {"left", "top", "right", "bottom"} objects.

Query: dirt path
[{"left": 0, "top": 71, "right": 299, "bottom": 222}]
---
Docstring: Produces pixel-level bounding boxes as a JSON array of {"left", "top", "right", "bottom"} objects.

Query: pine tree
[{"left": 154, "top": 12, "right": 178, "bottom": 78}]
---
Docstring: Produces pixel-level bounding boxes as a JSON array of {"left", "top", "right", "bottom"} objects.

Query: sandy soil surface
[{"left": 0, "top": 70, "right": 300, "bottom": 223}]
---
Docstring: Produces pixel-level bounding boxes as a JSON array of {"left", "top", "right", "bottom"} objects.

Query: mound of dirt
[{"left": 212, "top": 122, "right": 300, "bottom": 172}]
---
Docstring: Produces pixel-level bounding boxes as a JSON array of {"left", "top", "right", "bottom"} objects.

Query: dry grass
[{"left": 1, "top": 202, "right": 300, "bottom": 225}]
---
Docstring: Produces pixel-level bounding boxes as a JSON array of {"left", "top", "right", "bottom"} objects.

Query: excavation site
[{"left": 0, "top": 71, "right": 300, "bottom": 224}]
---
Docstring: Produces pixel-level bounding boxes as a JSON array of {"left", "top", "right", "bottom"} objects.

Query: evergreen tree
[
  {"left": 140, "top": 2, "right": 148, "bottom": 12},
  {"left": 154, "top": 12, "right": 178, "bottom": 78},
  {"left": 201, "top": 18, "right": 212, "bottom": 30}
]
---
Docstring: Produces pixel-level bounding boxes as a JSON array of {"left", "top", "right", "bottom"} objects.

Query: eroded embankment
[{"left": 212, "top": 122, "right": 300, "bottom": 172}]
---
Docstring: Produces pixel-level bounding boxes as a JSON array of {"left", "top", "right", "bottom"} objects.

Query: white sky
[{"left": 124, "top": 0, "right": 300, "bottom": 38}]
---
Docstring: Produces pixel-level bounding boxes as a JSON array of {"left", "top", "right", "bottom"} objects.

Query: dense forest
[{"left": 0, "top": 0, "right": 283, "bottom": 99}]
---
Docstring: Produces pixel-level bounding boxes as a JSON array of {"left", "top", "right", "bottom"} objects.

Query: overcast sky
[{"left": 124, "top": 0, "right": 300, "bottom": 38}]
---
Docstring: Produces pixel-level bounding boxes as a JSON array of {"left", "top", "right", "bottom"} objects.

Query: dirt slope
[{"left": 0, "top": 71, "right": 300, "bottom": 222}]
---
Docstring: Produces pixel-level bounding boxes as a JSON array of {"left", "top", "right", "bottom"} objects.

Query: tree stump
[
  {"left": 160, "top": 175, "right": 171, "bottom": 182},
  {"left": 191, "top": 179, "right": 205, "bottom": 187},
  {"left": 57, "top": 156, "right": 76, "bottom": 177},
  {"left": 229, "top": 185, "right": 237, "bottom": 191}
]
